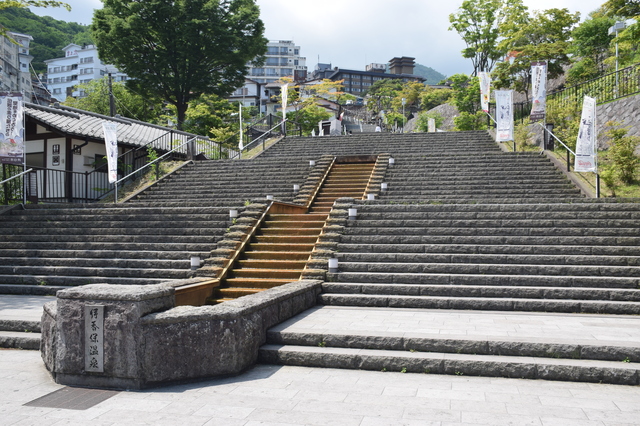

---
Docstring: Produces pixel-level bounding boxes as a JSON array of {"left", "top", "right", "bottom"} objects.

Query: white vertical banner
[
  {"left": 0, "top": 92, "right": 24, "bottom": 165},
  {"left": 530, "top": 61, "right": 547, "bottom": 122},
  {"left": 281, "top": 83, "right": 288, "bottom": 122},
  {"left": 238, "top": 103, "right": 244, "bottom": 151},
  {"left": 495, "top": 90, "right": 514, "bottom": 142},
  {"left": 478, "top": 72, "right": 491, "bottom": 113},
  {"left": 574, "top": 96, "right": 597, "bottom": 173},
  {"left": 102, "top": 121, "right": 118, "bottom": 184},
  {"left": 428, "top": 117, "right": 436, "bottom": 133}
]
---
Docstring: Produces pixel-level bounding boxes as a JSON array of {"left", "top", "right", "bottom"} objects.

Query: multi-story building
[
  {"left": 0, "top": 31, "right": 34, "bottom": 100},
  {"left": 311, "top": 57, "right": 426, "bottom": 96},
  {"left": 45, "top": 44, "right": 128, "bottom": 102},
  {"left": 247, "top": 40, "right": 307, "bottom": 85}
]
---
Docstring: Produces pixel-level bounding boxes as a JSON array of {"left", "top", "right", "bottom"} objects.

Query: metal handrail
[
  {"left": 114, "top": 137, "right": 195, "bottom": 202},
  {"left": 538, "top": 123, "right": 600, "bottom": 198},
  {"left": 232, "top": 119, "right": 294, "bottom": 159},
  {"left": 0, "top": 168, "right": 32, "bottom": 186}
]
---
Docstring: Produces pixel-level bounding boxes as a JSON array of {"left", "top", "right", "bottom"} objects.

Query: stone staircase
[
  {"left": 211, "top": 161, "right": 376, "bottom": 302},
  {"left": 0, "top": 203, "right": 232, "bottom": 293},
  {"left": 321, "top": 201, "right": 640, "bottom": 315},
  {"left": 131, "top": 157, "right": 311, "bottom": 205},
  {"left": 255, "top": 132, "right": 640, "bottom": 385}
]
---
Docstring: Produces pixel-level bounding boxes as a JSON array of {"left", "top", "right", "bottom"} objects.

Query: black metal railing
[
  {"left": 486, "top": 63, "right": 640, "bottom": 126},
  {"left": 226, "top": 115, "right": 302, "bottom": 159},
  {"left": 1, "top": 164, "right": 31, "bottom": 204},
  {"left": 2, "top": 165, "right": 114, "bottom": 204},
  {"left": 549, "top": 63, "right": 640, "bottom": 109},
  {"left": 1, "top": 130, "right": 237, "bottom": 205}
]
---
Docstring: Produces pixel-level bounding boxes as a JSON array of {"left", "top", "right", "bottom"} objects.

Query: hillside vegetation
[{"left": 0, "top": 7, "right": 92, "bottom": 74}]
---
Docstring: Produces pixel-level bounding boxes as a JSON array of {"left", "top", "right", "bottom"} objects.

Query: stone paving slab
[
  {"left": 272, "top": 305, "right": 640, "bottom": 348},
  {"left": 0, "top": 295, "right": 53, "bottom": 322},
  {"left": 2, "top": 350, "right": 640, "bottom": 425}
]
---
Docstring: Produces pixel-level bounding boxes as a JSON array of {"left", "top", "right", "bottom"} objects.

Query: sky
[{"left": 30, "top": 0, "right": 607, "bottom": 77}]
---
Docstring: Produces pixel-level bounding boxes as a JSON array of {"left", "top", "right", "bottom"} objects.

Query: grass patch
[{"left": 99, "top": 161, "right": 183, "bottom": 203}]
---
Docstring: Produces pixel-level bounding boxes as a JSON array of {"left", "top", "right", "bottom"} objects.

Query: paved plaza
[{"left": 0, "top": 347, "right": 639, "bottom": 425}]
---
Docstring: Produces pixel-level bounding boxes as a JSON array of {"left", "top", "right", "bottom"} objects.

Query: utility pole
[{"left": 108, "top": 72, "right": 116, "bottom": 117}]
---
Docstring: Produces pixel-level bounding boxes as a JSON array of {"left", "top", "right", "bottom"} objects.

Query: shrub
[{"left": 603, "top": 122, "right": 640, "bottom": 185}]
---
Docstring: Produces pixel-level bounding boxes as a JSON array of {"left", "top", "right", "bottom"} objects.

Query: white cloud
[{"left": 31, "top": 0, "right": 606, "bottom": 77}]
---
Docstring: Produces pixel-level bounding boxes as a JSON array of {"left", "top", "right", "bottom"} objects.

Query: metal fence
[
  {"left": 226, "top": 114, "right": 302, "bottom": 159},
  {"left": 486, "top": 63, "right": 640, "bottom": 126},
  {"left": 548, "top": 63, "right": 640, "bottom": 109},
  {"left": 1, "top": 130, "right": 237, "bottom": 205}
]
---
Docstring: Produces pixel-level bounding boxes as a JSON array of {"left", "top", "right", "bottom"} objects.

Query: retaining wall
[{"left": 41, "top": 279, "right": 322, "bottom": 389}]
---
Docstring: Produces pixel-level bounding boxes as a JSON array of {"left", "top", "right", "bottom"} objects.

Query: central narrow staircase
[{"left": 211, "top": 161, "right": 376, "bottom": 303}]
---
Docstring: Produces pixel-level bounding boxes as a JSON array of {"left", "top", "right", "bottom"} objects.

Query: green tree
[
  {"left": 568, "top": 12, "right": 616, "bottom": 82},
  {"left": 63, "top": 78, "right": 163, "bottom": 123},
  {"left": 286, "top": 78, "right": 349, "bottom": 135},
  {"left": 603, "top": 0, "right": 640, "bottom": 17},
  {"left": 449, "top": 0, "right": 527, "bottom": 75},
  {"left": 182, "top": 94, "right": 238, "bottom": 139},
  {"left": 448, "top": 74, "right": 487, "bottom": 131},
  {"left": 92, "top": 0, "right": 267, "bottom": 130},
  {"left": 366, "top": 79, "right": 403, "bottom": 117},
  {"left": 419, "top": 87, "right": 452, "bottom": 111},
  {"left": 493, "top": 8, "right": 579, "bottom": 99}
]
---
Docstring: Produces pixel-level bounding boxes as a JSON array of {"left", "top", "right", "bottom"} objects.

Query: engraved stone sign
[{"left": 85, "top": 305, "right": 104, "bottom": 373}]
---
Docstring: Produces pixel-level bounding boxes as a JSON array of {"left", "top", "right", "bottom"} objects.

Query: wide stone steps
[
  {"left": 335, "top": 252, "right": 640, "bottom": 267},
  {"left": 0, "top": 241, "right": 216, "bottom": 251},
  {"left": 343, "top": 225, "right": 640, "bottom": 236},
  {"left": 336, "top": 242, "right": 640, "bottom": 256},
  {"left": 319, "top": 293, "right": 640, "bottom": 315},
  {"left": 323, "top": 283, "right": 640, "bottom": 301},
  {"left": 0, "top": 234, "right": 220, "bottom": 243},
  {"left": 335, "top": 261, "right": 640, "bottom": 277},
  {"left": 327, "top": 271, "right": 639, "bottom": 288},
  {"left": 131, "top": 158, "right": 312, "bottom": 204},
  {"left": 1, "top": 223, "right": 227, "bottom": 234},
  {"left": 259, "top": 306, "right": 640, "bottom": 385},
  {"left": 0, "top": 249, "right": 210, "bottom": 260},
  {"left": 0, "top": 274, "right": 165, "bottom": 286},
  {"left": 260, "top": 343, "right": 640, "bottom": 385},
  {"left": 0, "top": 265, "right": 191, "bottom": 280},
  {"left": 0, "top": 257, "right": 191, "bottom": 269}
]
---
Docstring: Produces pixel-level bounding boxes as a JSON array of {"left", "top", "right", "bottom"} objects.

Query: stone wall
[
  {"left": 41, "top": 279, "right": 322, "bottom": 389},
  {"left": 597, "top": 93, "right": 640, "bottom": 148}
]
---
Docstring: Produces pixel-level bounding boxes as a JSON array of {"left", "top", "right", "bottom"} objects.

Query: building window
[
  {"left": 267, "top": 46, "right": 279, "bottom": 55},
  {"left": 53, "top": 88, "right": 62, "bottom": 94}
]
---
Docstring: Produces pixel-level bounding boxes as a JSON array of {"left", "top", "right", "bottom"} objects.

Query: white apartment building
[
  {"left": 0, "top": 32, "right": 34, "bottom": 100},
  {"left": 247, "top": 40, "right": 307, "bottom": 85},
  {"left": 45, "top": 44, "right": 128, "bottom": 102}
]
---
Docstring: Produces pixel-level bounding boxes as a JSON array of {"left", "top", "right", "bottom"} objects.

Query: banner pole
[{"left": 22, "top": 91, "right": 26, "bottom": 205}]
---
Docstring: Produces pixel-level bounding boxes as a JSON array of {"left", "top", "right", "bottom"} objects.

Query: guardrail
[
  {"left": 1, "top": 166, "right": 32, "bottom": 205},
  {"left": 114, "top": 138, "right": 196, "bottom": 203}
]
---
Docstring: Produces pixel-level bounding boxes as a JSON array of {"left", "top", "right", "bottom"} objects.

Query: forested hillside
[
  {"left": 0, "top": 7, "right": 92, "bottom": 74},
  {"left": 414, "top": 63, "right": 446, "bottom": 85}
]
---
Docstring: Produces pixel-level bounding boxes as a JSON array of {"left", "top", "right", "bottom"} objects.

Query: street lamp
[{"left": 609, "top": 21, "right": 627, "bottom": 96}]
